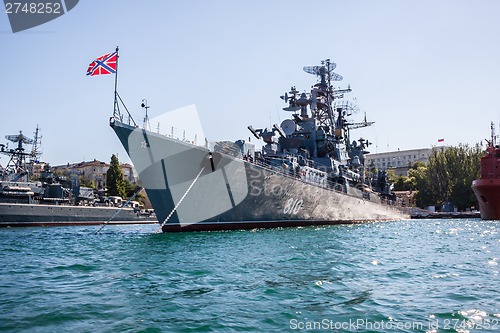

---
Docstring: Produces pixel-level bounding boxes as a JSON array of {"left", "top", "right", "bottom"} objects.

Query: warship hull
[
  {"left": 111, "top": 120, "right": 408, "bottom": 232},
  {"left": 0, "top": 202, "right": 156, "bottom": 227}
]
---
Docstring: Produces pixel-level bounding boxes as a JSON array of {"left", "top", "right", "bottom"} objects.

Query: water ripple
[{"left": 0, "top": 219, "right": 498, "bottom": 332}]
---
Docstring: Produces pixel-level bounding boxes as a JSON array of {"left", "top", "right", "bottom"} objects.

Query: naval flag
[{"left": 86, "top": 51, "right": 117, "bottom": 76}]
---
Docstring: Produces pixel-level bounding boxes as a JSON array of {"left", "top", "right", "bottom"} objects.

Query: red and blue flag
[{"left": 86, "top": 51, "right": 117, "bottom": 76}]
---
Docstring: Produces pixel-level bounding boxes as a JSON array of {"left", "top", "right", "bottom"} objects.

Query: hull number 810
[{"left": 284, "top": 198, "right": 303, "bottom": 215}]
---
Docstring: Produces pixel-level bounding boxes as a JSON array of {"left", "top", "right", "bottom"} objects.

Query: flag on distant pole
[
  {"left": 438, "top": 138, "right": 445, "bottom": 143},
  {"left": 86, "top": 51, "right": 118, "bottom": 76}
]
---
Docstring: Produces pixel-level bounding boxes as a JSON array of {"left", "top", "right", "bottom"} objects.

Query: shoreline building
[
  {"left": 365, "top": 148, "right": 436, "bottom": 176},
  {"left": 51, "top": 159, "right": 136, "bottom": 189}
]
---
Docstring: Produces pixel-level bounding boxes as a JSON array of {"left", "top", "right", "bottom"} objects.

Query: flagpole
[{"left": 113, "top": 46, "right": 120, "bottom": 120}]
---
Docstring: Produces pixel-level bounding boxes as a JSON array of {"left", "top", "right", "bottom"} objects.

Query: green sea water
[{"left": 0, "top": 219, "right": 498, "bottom": 332}]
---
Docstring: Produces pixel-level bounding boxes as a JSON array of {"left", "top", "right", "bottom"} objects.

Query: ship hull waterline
[
  {"left": 0, "top": 203, "right": 156, "bottom": 227},
  {"left": 111, "top": 119, "right": 408, "bottom": 232},
  {"left": 472, "top": 178, "right": 500, "bottom": 220}
]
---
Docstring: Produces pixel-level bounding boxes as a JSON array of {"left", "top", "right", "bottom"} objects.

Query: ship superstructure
[{"left": 247, "top": 59, "right": 384, "bottom": 199}]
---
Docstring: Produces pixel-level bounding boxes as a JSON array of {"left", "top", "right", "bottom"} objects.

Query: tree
[
  {"left": 410, "top": 161, "right": 435, "bottom": 208},
  {"left": 79, "top": 176, "right": 95, "bottom": 189},
  {"left": 106, "top": 154, "right": 126, "bottom": 198},
  {"left": 412, "top": 144, "right": 482, "bottom": 210},
  {"left": 392, "top": 174, "right": 416, "bottom": 191},
  {"left": 447, "top": 144, "right": 482, "bottom": 210},
  {"left": 124, "top": 177, "right": 147, "bottom": 206}
]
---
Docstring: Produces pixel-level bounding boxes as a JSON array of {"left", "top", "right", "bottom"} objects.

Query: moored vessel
[
  {"left": 472, "top": 122, "right": 500, "bottom": 220},
  {"left": 109, "top": 57, "right": 409, "bottom": 232},
  {"left": 0, "top": 128, "right": 156, "bottom": 227}
]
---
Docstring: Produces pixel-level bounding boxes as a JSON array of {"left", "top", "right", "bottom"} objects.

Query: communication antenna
[
  {"left": 281, "top": 86, "right": 301, "bottom": 112},
  {"left": 491, "top": 121, "right": 498, "bottom": 147},
  {"left": 141, "top": 99, "right": 150, "bottom": 130},
  {"left": 333, "top": 100, "right": 360, "bottom": 117},
  {"left": 280, "top": 119, "right": 296, "bottom": 136}
]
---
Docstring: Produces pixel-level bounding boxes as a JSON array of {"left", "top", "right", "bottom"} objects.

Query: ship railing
[
  {"left": 248, "top": 158, "right": 341, "bottom": 193},
  {"left": 114, "top": 93, "right": 138, "bottom": 127},
  {"left": 125, "top": 111, "right": 209, "bottom": 147},
  {"left": 247, "top": 157, "right": 404, "bottom": 209},
  {"left": 155, "top": 123, "right": 204, "bottom": 146},
  {"left": 206, "top": 145, "right": 405, "bottom": 208}
]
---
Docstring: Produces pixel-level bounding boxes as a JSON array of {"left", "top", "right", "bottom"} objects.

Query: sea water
[{"left": 0, "top": 219, "right": 498, "bottom": 332}]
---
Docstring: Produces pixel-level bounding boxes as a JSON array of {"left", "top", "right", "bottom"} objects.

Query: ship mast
[
  {"left": 490, "top": 121, "right": 497, "bottom": 147},
  {"left": 110, "top": 47, "right": 137, "bottom": 127},
  {"left": 303, "top": 58, "right": 344, "bottom": 130},
  {"left": 113, "top": 46, "right": 120, "bottom": 120},
  {"left": 31, "top": 124, "right": 42, "bottom": 162}
]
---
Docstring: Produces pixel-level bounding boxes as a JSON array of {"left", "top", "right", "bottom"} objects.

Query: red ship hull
[
  {"left": 472, "top": 179, "right": 500, "bottom": 220},
  {"left": 471, "top": 122, "right": 500, "bottom": 220}
]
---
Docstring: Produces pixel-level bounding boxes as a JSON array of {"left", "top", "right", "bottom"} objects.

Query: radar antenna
[
  {"left": 5, "top": 131, "right": 34, "bottom": 149},
  {"left": 303, "top": 58, "right": 343, "bottom": 84},
  {"left": 1, "top": 130, "right": 36, "bottom": 181}
]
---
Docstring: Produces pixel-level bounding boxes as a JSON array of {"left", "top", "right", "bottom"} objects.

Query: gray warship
[
  {"left": 110, "top": 59, "right": 409, "bottom": 232},
  {"left": 0, "top": 128, "right": 156, "bottom": 227}
]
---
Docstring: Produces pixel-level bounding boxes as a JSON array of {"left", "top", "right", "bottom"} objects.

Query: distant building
[
  {"left": 32, "top": 162, "right": 47, "bottom": 177},
  {"left": 52, "top": 159, "right": 136, "bottom": 188},
  {"left": 365, "top": 147, "right": 444, "bottom": 176},
  {"left": 120, "top": 163, "right": 135, "bottom": 183}
]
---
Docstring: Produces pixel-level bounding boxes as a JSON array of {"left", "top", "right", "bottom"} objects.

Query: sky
[{"left": 1, "top": 0, "right": 500, "bottom": 168}]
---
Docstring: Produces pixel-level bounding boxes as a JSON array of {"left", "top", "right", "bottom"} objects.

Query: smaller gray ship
[{"left": 0, "top": 127, "right": 156, "bottom": 227}]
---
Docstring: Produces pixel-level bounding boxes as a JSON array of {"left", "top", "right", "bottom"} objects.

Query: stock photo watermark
[
  {"left": 3, "top": 0, "right": 79, "bottom": 32},
  {"left": 289, "top": 317, "right": 499, "bottom": 331}
]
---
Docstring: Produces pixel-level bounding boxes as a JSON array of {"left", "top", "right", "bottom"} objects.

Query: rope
[
  {"left": 155, "top": 166, "right": 205, "bottom": 233},
  {"left": 95, "top": 187, "right": 143, "bottom": 234}
]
